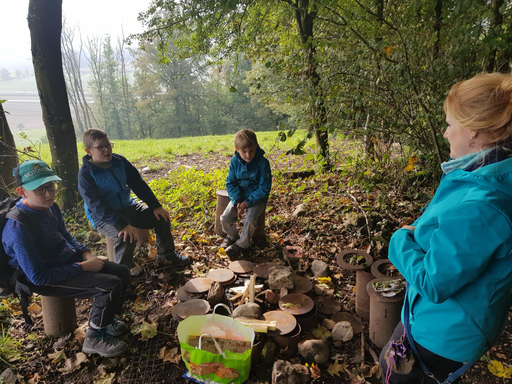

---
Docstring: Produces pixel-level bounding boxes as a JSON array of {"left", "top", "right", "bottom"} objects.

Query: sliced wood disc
[
  {"left": 279, "top": 293, "right": 314, "bottom": 315},
  {"left": 263, "top": 310, "right": 297, "bottom": 336},
  {"left": 289, "top": 276, "right": 313, "bottom": 294},
  {"left": 176, "top": 286, "right": 203, "bottom": 301},
  {"left": 331, "top": 312, "right": 364, "bottom": 334},
  {"left": 172, "top": 299, "right": 210, "bottom": 321},
  {"left": 228, "top": 260, "right": 255, "bottom": 274},
  {"left": 253, "top": 262, "right": 281, "bottom": 279},
  {"left": 314, "top": 298, "right": 342, "bottom": 315},
  {"left": 184, "top": 278, "right": 214, "bottom": 294},
  {"left": 207, "top": 268, "right": 235, "bottom": 283},
  {"left": 220, "top": 274, "right": 237, "bottom": 286}
]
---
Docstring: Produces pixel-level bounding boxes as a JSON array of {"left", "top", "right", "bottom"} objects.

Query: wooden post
[{"left": 41, "top": 296, "right": 77, "bottom": 337}]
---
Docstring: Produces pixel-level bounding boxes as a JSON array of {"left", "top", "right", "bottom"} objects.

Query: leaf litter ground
[{"left": 3, "top": 149, "right": 512, "bottom": 384}]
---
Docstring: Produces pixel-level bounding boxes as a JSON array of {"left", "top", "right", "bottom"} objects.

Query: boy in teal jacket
[{"left": 220, "top": 129, "right": 272, "bottom": 258}]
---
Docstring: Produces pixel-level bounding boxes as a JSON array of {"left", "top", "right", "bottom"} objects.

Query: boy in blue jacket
[
  {"left": 78, "top": 129, "right": 189, "bottom": 269},
  {"left": 220, "top": 129, "right": 272, "bottom": 258},
  {"left": 2, "top": 159, "right": 130, "bottom": 357}
]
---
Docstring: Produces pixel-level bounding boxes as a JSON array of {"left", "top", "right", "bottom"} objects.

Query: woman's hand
[
  {"left": 402, "top": 225, "right": 416, "bottom": 233},
  {"left": 81, "top": 257, "right": 104, "bottom": 272},
  {"left": 153, "top": 206, "right": 171, "bottom": 221}
]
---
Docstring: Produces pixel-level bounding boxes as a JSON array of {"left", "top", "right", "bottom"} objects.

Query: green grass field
[{"left": 15, "top": 130, "right": 314, "bottom": 165}]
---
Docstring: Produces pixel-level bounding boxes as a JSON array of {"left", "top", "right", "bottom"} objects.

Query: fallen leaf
[
  {"left": 59, "top": 357, "right": 77, "bottom": 374},
  {"left": 28, "top": 372, "right": 41, "bottom": 384},
  {"left": 136, "top": 320, "right": 158, "bottom": 340},
  {"left": 94, "top": 372, "right": 116, "bottom": 384},
  {"left": 312, "top": 325, "right": 331, "bottom": 341},
  {"left": 328, "top": 359, "right": 348, "bottom": 377},
  {"left": 159, "top": 346, "right": 181, "bottom": 363},
  {"left": 48, "top": 351, "right": 66, "bottom": 363},
  {"left": 488, "top": 360, "right": 512, "bottom": 378},
  {"left": 309, "top": 363, "right": 321, "bottom": 380},
  {"left": 27, "top": 302, "right": 41, "bottom": 314},
  {"left": 75, "top": 352, "right": 89, "bottom": 366}
]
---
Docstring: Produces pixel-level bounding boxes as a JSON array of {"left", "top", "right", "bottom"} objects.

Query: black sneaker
[
  {"left": 82, "top": 328, "right": 128, "bottom": 357},
  {"left": 158, "top": 252, "right": 191, "bottom": 268},
  {"left": 220, "top": 236, "right": 237, "bottom": 249},
  {"left": 105, "top": 318, "right": 129, "bottom": 337},
  {"left": 225, "top": 243, "right": 245, "bottom": 258}
]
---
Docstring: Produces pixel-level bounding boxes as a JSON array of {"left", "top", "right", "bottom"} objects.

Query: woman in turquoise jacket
[{"left": 380, "top": 72, "right": 512, "bottom": 383}]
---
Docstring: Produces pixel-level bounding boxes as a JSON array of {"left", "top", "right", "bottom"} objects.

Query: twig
[{"left": 360, "top": 332, "right": 365, "bottom": 369}]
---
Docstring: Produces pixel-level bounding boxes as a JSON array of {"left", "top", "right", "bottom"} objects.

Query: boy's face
[
  {"left": 237, "top": 145, "right": 257, "bottom": 163},
  {"left": 86, "top": 138, "right": 113, "bottom": 163},
  {"left": 17, "top": 182, "right": 57, "bottom": 209}
]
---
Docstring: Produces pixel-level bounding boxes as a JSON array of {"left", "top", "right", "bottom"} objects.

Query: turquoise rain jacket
[
  {"left": 226, "top": 147, "right": 272, "bottom": 207},
  {"left": 389, "top": 157, "right": 512, "bottom": 362}
]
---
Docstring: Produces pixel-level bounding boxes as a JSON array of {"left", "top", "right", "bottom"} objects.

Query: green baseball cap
[{"left": 14, "top": 159, "right": 62, "bottom": 191}]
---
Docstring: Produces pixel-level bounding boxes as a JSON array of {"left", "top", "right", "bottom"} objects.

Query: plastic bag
[{"left": 177, "top": 304, "right": 255, "bottom": 384}]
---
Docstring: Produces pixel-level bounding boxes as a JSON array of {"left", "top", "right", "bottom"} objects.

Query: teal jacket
[
  {"left": 226, "top": 147, "right": 272, "bottom": 207},
  {"left": 389, "top": 157, "right": 512, "bottom": 362}
]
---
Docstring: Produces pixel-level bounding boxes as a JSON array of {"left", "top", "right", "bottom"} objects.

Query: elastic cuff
[{"left": 78, "top": 262, "right": 84, "bottom": 271}]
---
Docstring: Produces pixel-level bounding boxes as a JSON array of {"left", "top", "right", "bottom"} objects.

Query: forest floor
[{"left": 1, "top": 148, "right": 512, "bottom": 384}]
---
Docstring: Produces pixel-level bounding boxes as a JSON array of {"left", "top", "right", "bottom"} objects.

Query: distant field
[{"left": 14, "top": 130, "right": 312, "bottom": 166}]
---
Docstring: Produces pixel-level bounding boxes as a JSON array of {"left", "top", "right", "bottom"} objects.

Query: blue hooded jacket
[
  {"left": 78, "top": 154, "right": 161, "bottom": 232},
  {"left": 226, "top": 146, "right": 272, "bottom": 207},
  {"left": 389, "top": 157, "right": 512, "bottom": 362}
]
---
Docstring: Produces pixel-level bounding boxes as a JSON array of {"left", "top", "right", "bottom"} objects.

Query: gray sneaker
[
  {"left": 220, "top": 236, "right": 237, "bottom": 249},
  {"left": 106, "top": 318, "right": 129, "bottom": 337},
  {"left": 82, "top": 328, "right": 128, "bottom": 357}
]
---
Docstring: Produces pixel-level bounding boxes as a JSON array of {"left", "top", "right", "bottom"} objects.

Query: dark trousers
[
  {"left": 32, "top": 261, "right": 129, "bottom": 328},
  {"left": 379, "top": 322, "right": 463, "bottom": 384},
  {"left": 96, "top": 202, "right": 176, "bottom": 268}
]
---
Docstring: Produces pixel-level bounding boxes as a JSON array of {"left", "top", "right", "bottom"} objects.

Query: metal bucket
[
  {"left": 294, "top": 306, "right": 318, "bottom": 332},
  {"left": 271, "top": 323, "right": 302, "bottom": 353}
]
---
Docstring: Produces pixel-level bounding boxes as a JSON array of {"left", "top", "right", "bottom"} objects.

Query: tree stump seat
[
  {"left": 41, "top": 296, "right": 77, "bottom": 337},
  {"left": 214, "top": 190, "right": 266, "bottom": 240}
]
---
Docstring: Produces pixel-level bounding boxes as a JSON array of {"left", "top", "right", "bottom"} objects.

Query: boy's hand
[
  {"left": 119, "top": 225, "right": 137, "bottom": 242},
  {"left": 237, "top": 202, "right": 248, "bottom": 218},
  {"left": 81, "top": 257, "right": 104, "bottom": 272},
  {"left": 153, "top": 207, "right": 170, "bottom": 221}
]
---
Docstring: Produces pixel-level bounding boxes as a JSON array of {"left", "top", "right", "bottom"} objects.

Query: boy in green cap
[{"left": 2, "top": 159, "right": 130, "bottom": 357}]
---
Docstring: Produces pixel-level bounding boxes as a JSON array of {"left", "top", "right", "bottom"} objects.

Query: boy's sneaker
[
  {"left": 105, "top": 318, "right": 129, "bottom": 337},
  {"left": 225, "top": 243, "right": 247, "bottom": 258},
  {"left": 158, "top": 252, "right": 191, "bottom": 268},
  {"left": 220, "top": 236, "right": 237, "bottom": 249},
  {"left": 83, "top": 328, "right": 128, "bottom": 358}
]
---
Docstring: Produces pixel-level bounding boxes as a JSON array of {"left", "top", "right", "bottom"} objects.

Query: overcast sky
[{"left": 1, "top": 0, "right": 153, "bottom": 70}]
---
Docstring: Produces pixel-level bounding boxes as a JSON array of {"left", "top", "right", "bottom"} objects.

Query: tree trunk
[
  {"left": 28, "top": 0, "right": 79, "bottom": 209},
  {"left": 293, "top": 0, "right": 330, "bottom": 169},
  {"left": 0, "top": 103, "right": 18, "bottom": 198},
  {"left": 486, "top": 0, "right": 504, "bottom": 72}
]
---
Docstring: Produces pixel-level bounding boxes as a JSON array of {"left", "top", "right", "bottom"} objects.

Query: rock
[
  {"left": 232, "top": 303, "right": 261, "bottom": 319},
  {"left": 261, "top": 339, "right": 278, "bottom": 366},
  {"left": 130, "top": 266, "right": 144, "bottom": 277},
  {"left": 322, "top": 318, "right": 336, "bottom": 330},
  {"left": 292, "top": 204, "right": 306, "bottom": 217},
  {"left": 141, "top": 166, "right": 151, "bottom": 173},
  {"left": 268, "top": 266, "right": 295, "bottom": 290},
  {"left": 271, "top": 359, "right": 311, "bottom": 384},
  {"left": 311, "top": 260, "right": 329, "bottom": 277},
  {"left": 0, "top": 368, "right": 17, "bottom": 384},
  {"left": 207, "top": 281, "right": 224, "bottom": 305},
  {"left": 297, "top": 339, "right": 330, "bottom": 365},
  {"left": 332, "top": 321, "right": 354, "bottom": 342}
]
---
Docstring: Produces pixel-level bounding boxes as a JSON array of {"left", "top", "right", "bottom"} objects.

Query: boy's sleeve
[
  {"left": 78, "top": 166, "right": 130, "bottom": 231},
  {"left": 226, "top": 157, "right": 242, "bottom": 206},
  {"left": 2, "top": 221, "right": 83, "bottom": 286},
  {"left": 52, "top": 204, "right": 90, "bottom": 254},
  {"left": 245, "top": 158, "right": 272, "bottom": 207},
  {"left": 121, "top": 156, "right": 161, "bottom": 209}
]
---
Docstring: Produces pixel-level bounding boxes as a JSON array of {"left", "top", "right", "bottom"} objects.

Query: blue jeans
[
  {"left": 96, "top": 202, "right": 176, "bottom": 268},
  {"left": 220, "top": 202, "right": 265, "bottom": 249}
]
